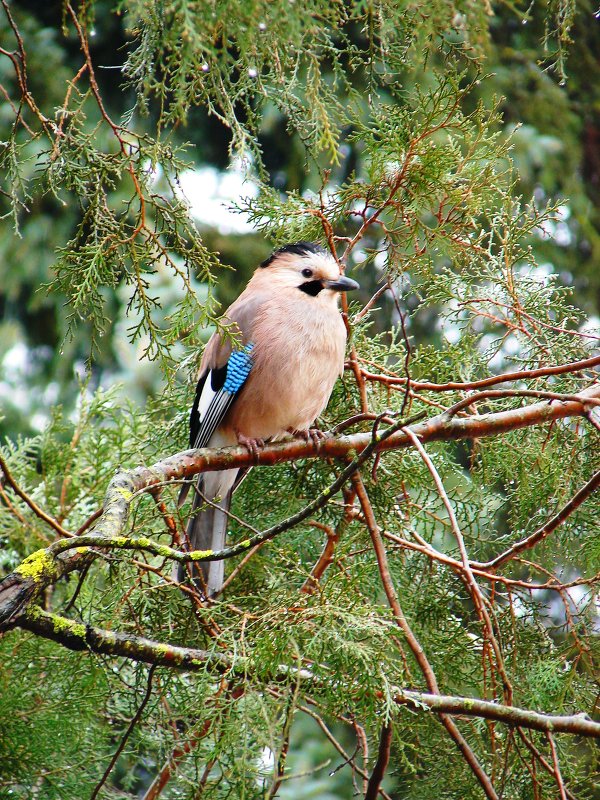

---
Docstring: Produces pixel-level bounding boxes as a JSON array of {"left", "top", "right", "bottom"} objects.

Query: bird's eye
[{"left": 301, "top": 268, "right": 313, "bottom": 278}]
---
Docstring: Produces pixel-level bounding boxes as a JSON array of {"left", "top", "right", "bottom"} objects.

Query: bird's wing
[
  {"left": 178, "top": 291, "right": 263, "bottom": 509},
  {"left": 188, "top": 289, "right": 266, "bottom": 448},
  {"left": 190, "top": 342, "right": 254, "bottom": 449},
  {"left": 178, "top": 342, "right": 253, "bottom": 509}
]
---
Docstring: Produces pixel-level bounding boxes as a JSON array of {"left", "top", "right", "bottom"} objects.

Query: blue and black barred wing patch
[{"left": 191, "top": 343, "right": 254, "bottom": 449}]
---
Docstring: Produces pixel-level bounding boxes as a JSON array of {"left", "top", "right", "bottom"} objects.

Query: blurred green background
[{"left": 1, "top": 0, "right": 599, "bottom": 444}]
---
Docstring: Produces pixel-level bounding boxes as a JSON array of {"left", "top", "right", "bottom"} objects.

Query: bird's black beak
[{"left": 324, "top": 276, "right": 360, "bottom": 292}]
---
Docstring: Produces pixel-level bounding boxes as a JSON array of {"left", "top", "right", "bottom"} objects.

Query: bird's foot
[
  {"left": 288, "top": 427, "right": 327, "bottom": 449},
  {"left": 236, "top": 431, "right": 265, "bottom": 459}
]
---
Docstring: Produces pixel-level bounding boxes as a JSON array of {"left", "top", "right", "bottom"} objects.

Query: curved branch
[{"left": 359, "top": 354, "right": 600, "bottom": 392}]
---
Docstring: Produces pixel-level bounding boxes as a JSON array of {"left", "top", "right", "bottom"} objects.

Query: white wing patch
[{"left": 197, "top": 373, "right": 217, "bottom": 423}]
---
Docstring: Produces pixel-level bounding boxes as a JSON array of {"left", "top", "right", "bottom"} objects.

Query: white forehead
[{"left": 274, "top": 249, "right": 341, "bottom": 279}]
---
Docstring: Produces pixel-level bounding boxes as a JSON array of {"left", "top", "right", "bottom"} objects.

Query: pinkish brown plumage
[{"left": 179, "top": 242, "right": 359, "bottom": 595}]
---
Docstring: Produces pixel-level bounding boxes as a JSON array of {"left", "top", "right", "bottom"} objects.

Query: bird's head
[{"left": 255, "top": 242, "right": 360, "bottom": 300}]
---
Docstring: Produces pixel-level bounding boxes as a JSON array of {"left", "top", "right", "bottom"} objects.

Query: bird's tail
[{"left": 177, "top": 471, "right": 237, "bottom": 596}]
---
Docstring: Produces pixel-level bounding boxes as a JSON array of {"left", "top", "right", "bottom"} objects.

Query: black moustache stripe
[{"left": 299, "top": 280, "right": 324, "bottom": 296}]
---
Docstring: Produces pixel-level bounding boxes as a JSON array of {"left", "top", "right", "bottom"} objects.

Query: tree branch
[
  {"left": 359, "top": 353, "right": 600, "bottom": 392},
  {"left": 404, "top": 426, "right": 513, "bottom": 701},
  {"left": 90, "top": 385, "right": 600, "bottom": 548},
  {"left": 394, "top": 692, "right": 600, "bottom": 738},
  {"left": 12, "top": 606, "right": 600, "bottom": 739},
  {"left": 364, "top": 723, "right": 393, "bottom": 800},
  {"left": 0, "top": 549, "right": 96, "bottom": 628},
  {"left": 0, "top": 453, "right": 71, "bottom": 539},
  {"left": 1, "top": 389, "right": 597, "bottom": 632}
]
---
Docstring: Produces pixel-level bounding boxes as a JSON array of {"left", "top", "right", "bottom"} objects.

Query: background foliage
[{"left": 0, "top": 1, "right": 598, "bottom": 798}]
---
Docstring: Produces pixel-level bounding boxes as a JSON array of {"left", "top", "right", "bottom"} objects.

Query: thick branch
[
  {"left": 92, "top": 386, "right": 600, "bottom": 545},
  {"left": 0, "top": 549, "right": 96, "bottom": 628},
  {"left": 13, "top": 607, "right": 600, "bottom": 739},
  {"left": 19, "top": 606, "right": 232, "bottom": 671},
  {"left": 1, "top": 389, "right": 597, "bottom": 628},
  {"left": 65, "top": 385, "right": 600, "bottom": 551}
]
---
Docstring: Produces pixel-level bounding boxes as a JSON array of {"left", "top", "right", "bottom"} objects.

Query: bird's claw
[
  {"left": 236, "top": 431, "right": 265, "bottom": 459},
  {"left": 288, "top": 427, "right": 327, "bottom": 449}
]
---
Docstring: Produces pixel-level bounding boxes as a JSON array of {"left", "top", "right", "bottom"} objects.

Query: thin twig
[
  {"left": 547, "top": 732, "right": 568, "bottom": 800},
  {"left": 299, "top": 704, "right": 393, "bottom": 799},
  {"left": 90, "top": 665, "right": 157, "bottom": 800},
  {"left": 475, "top": 470, "right": 600, "bottom": 570},
  {"left": 359, "top": 353, "right": 600, "bottom": 392},
  {"left": 386, "top": 277, "right": 412, "bottom": 417},
  {"left": 445, "top": 389, "right": 600, "bottom": 418},
  {"left": 301, "top": 488, "right": 356, "bottom": 593},
  {"left": 142, "top": 720, "right": 211, "bottom": 800},
  {"left": 0, "top": 454, "right": 71, "bottom": 538},
  {"left": 516, "top": 730, "right": 578, "bottom": 800},
  {"left": 403, "top": 426, "right": 513, "bottom": 701},
  {"left": 74, "top": 508, "right": 103, "bottom": 536}
]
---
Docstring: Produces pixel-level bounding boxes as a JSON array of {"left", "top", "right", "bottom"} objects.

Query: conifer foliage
[{"left": 0, "top": 1, "right": 598, "bottom": 798}]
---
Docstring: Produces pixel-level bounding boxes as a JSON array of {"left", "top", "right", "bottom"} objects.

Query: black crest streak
[
  {"left": 298, "top": 279, "right": 324, "bottom": 296},
  {"left": 260, "top": 241, "right": 325, "bottom": 269}
]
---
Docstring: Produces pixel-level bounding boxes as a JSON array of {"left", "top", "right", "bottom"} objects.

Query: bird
[{"left": 178, "top": 241, "right": 359, "bottom": 596}]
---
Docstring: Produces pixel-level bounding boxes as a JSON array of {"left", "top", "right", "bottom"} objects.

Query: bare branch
[
  {"left": 546, "top": 732, "right": 568, "bottom": 800},
  {"left": 364, "top": 723, "right": 393, "bottom": 800},
  {"left": 360, "top": 354, "right": 600, "bottom": 393},
  {"left": 299, "top": 704, "right": 393, "bottom": 799}
]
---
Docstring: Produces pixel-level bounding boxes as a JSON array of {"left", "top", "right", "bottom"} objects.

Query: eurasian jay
[{"left": 178, "top": 242, "right": 359, "bottom": 595}]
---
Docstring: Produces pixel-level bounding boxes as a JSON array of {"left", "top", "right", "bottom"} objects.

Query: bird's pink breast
[{"left": 224, "top": 296, "right": 346, "bottom": 439}]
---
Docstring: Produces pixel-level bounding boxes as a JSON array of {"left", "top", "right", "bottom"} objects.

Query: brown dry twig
[
  {"left": 359, "top": 353, "right": 600, "bottom": 393},
  {"left": 351, "top": 470, "right": 500, "bottom": 800},
  {"left": 0, "top": 453, "right": 72, "bottom": 539}
]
